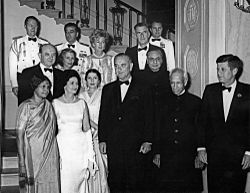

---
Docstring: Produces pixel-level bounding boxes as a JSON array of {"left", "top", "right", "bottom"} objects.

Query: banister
[
  {"left": 60, "top": 0, "right": 143, "bottom": 47},
  {"left": 114, "top": 0, "right": 144, "bottom": 16}
]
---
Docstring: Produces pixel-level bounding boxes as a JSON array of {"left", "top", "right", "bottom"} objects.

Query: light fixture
[
  {"left": 109, "top": 3, "right": 127, "bottom": 45},
  {"left": 234, "top": 0, "right": 250, "bottom": 13},
  {"left": 79, "top": 0, "right": 91, "bottom": 27}
]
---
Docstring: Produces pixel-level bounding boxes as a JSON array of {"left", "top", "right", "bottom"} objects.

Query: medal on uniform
[{"left": 160, "top": 42, "right": 165, "bottom": 48}]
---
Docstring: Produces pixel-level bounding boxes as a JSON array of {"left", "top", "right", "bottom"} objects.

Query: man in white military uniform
[
  {"left": 56, "top": 22, "right": 91, "bottom": 73},
  {"left": 149, "top": 21, "right": 175, "bottom": 72},
  {"left": 9, "top": 16, "right": 48, "bottom": 101}
]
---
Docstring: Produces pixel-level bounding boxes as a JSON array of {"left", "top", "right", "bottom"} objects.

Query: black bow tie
[
  {"left": 28, "top": 37, "right": 37, "bottom": 42},
  {"left": 119, "top": 80, "right": 130, "bottom": 86},
  {"left": 151, "top": 38, "right": 161, "bottom": 42},
  {"left": 222, "top": 86, "right": 232, "bottom": 92},
  {"left": 68, "top": 44, "right": 75, "bottom": 48},
  {"left": 44, "top": 68, "right": 53, "bottom": 73},
  {"left": 138, "top": 46, "right": 147, "bottom": 52}
]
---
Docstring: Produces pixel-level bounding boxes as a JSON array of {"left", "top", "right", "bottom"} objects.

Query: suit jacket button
[
  {"left": 174, "top": 118, "right": 178, "bottom": 122},
  {"left": 174, "top": 140, "right": 178, "bottom": 144},
  {"left": 118, "top": 117, "right": 122, "bottom": 120},
  {"left": 174, "top": 129, "right": 179, "bottom": 133}
]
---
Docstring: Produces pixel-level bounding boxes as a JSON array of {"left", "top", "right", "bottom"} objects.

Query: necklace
[{"left": 63, "top": 94, "right": 76, "bottom": 103}]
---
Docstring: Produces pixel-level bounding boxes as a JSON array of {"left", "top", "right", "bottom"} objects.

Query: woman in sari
[
  {"left": 79, "top": 69, "right": 109, "bottom": 193},
  {"left": 16, "top": 75, "right": 60, "bottom": 193}
]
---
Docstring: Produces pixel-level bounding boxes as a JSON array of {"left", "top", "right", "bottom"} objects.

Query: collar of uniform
[
  {"left": 25, "top": 35, "right": 38, "bottom": 41},
  {"left": 67, "top": 41, "right": 77, "bottom": 47},
  {"left": 176, "top": 89, "right": 185, "bottom": 96}
]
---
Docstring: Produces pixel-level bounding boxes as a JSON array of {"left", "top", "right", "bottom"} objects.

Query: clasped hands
[
  {"left": 99, "top": 142, "right": 152, "bottom": 154},
  {"left": 197, "top": 149, "right": 250, "bottom": 170}
]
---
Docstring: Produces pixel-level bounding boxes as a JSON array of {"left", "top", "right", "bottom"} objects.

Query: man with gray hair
[{"left": 153, "top": 68, "right": 203, "bottom": 192}]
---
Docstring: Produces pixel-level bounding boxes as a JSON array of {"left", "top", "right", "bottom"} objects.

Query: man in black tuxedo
[
  {"left": 198, "top": 54, "right": 250, "bottom": 192},
  {"left": 98, "top": 53, "right": 153, "bottom": 192},
  {"left": 19, "top": 44, "right": 64, "bottom": 104},
  {"left": 125, "top": 22, "right": 166, "bottom": 77}
]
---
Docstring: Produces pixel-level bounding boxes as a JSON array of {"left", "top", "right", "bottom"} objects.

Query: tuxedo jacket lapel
[
  {"left": 226, "top": 83, "right": 242, "bottom": 122},
  {"left": 215, "top": 85, "right": 225, "bottom": 122},
  {"left": 122, "top": 83, "right": 131, "bottom": 104},
  {"left": 113, "top": 80, "right": 121, "bottom": 107}
]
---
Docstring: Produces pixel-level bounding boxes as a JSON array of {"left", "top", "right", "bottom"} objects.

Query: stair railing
[{"left": 59, "top": 0, "right": 146, "bottom": 47}]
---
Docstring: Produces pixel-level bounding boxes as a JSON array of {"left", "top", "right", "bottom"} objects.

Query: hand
[
  {"left": 12, "top": 87, "right": 18, "bottom": 96},
  {"left": 139, "top": 142, "right": 152, "bottom": 154},
  {"left": 198, "top": 149, "right": 208, "bottom": 164},
  {"left": 19, "top": 165, "right": 27, "bottom": 188},
  {"left": 242, "top": 154, "right": 250, "bottom": 170},
  {"left": 99, "top": 142, "right": 106, "bottom": 154},
  {"left": 153, "top": 154, "right": 160, "bottom": 168}
]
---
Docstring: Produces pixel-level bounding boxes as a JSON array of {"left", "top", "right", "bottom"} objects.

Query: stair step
[
  {"left": 54, "top": 18, "right": 78, "bottom": 25},
  {"left": 1, "top": 168, "right": 19, "bottom": 187},
  {"left": 1, "top": 186, "right": 19, "bottom": 193},
  {"left": 2, "top": 136, "right": 17, "bottom": 153},
  {"left": 37, "top": 8, "right": 61, "bottom": 19},
  {"left": 2, "top": 155, "right": 18, "bottom": 169},
  {"left": 19, "top": 0, "right": 42, "bottom": 9}
]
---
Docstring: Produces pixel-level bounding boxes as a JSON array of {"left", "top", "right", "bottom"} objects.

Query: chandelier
[{"left": 234, "top": 0, "right": 250, "bottom": 13}]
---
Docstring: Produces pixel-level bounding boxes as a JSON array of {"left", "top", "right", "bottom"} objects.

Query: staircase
[
  {"left": 1, "top": 130, "right": 19, "bottom": 193},
  {"left": 16, "top": 0, "right": 145, "bottom": 50},
  {"left": 1, "top": 1, "right": 145, "bottom": 191},
  {"left": 16, "top": 0, "right": 136, "bottom": 53}
]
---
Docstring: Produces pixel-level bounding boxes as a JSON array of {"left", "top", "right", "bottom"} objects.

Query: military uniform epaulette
[
  {"left": 79, "top": 42, "right": 89, "bottom": 47},
  {"left": 55, "top": 43, "right": 63, "bottom": 47},
  {"left": 12, "top": 35, "right": 23, "bottom": 40}
]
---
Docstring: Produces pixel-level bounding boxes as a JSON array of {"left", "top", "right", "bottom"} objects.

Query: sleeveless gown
[{"left": 53, "top": 99, "right": 97, "bottom": 193}]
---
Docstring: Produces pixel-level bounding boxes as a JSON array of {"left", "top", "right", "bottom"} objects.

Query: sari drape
[{"left": 16, "top": 99, "right": 60, "bottom": 193}]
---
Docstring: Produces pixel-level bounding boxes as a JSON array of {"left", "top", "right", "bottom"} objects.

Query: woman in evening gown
[
  {"left": 79, "top": 69, "right": 109, "bottom": 193},
  {"left": 53, "top": 70, "right": 97, "bottom": 193},
  {"left": 16, "top": 75, "right": 60, "bottom": 193},
  {"left": 79, "top": 29, "right": 116, "bottom": 90}
]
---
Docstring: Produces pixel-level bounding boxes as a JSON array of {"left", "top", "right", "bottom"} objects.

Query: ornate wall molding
[
  {"left": 184, "top": 0, "right": 199, "bottom": 32},
  {"left": 184, "top": 45, "right": 198, "bottom": 78}
]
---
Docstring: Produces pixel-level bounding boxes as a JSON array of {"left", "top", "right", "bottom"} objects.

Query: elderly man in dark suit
[
  {"left": 198, "top": 54, "right": 250, "bottom": 193},
  {"left": 153, "top": 68, "right": 203, "bottom": 193},
  {"left": 98, "top": 53, "right": 153, "bottom": 193},
  {"left": 19, "top": 44, "right": 64, "bottom": 104},
  {"left": 125, "top": 22, "right": 166, "bottom": 77}
]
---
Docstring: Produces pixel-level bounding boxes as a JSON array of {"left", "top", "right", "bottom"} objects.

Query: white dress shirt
[
  {"left": 40, "top": 63, "right": 54, "bottom": 94},
  {"left": 120, "top": 77, "right": 132, "bottom": 101},
  {"left": 138, "top": 44, "right": 149, "bottom": 70},
  {"left": 149, "top": 36, "right": 175, "bottom": 71},
  {"left": 222, "top": 81, "right": 236, "bottom": 121}
]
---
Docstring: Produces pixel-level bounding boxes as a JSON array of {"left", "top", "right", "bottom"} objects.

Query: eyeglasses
[{"left": 147, "top": 57, "right": 162, "bottom": 63}]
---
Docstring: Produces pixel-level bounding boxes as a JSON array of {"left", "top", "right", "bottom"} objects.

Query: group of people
[{"left": 9, "top": 15, "right": 250, "bottom": 193}]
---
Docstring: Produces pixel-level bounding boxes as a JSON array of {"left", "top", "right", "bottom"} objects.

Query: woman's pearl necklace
[{"left": 63, "top": 94, "right": 76, "bottom": 103}]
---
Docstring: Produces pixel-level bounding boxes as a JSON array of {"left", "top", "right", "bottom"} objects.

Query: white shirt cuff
[{"left": 197, "top": 147, "right": 206, "bottom": 151}]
